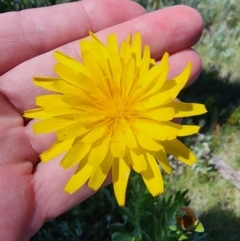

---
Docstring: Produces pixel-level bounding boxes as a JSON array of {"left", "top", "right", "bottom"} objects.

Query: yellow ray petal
[
  {"left": 81, "top": 125, "right": 106, "bottom": 143},
  {"left": 33, "top": 77, "right": 60, "bottom": 92},
  {"left": 33, "top": 118, "right": 76, "bottom": 133},
  {"left": 119, "top": 35, "right": 131, "bottom": 66},
  {"left": 137, "top": 132, "right": 162, "bottom": 151},
  {"left": 80, "top": 38, "right": 90, "bottom": 52},
  {"left": 54, "top": 51, "right": 90, "bottom": 77},
  {"left": 142, "top": 90, "right": 172, "bottom": 109},
  {"left": 150, "top": 149, "right": 172, "bottom": 175},
  {"left": 56, "top": 122, "right": 90, "bottom": 141},
  {"left": 60, "top": 141, "right": 91, "bottom": 169},
  {"left": 88, "top": 151, "right": 113, "bottom": 190},
  {"left": 129, "top": 147, "right": 147, "bottom": 173},
  {"left": 107, "top": 33, "right": 119, "bottom": 55},
  {"left": 89, "top": 31, "right": 104, "bottom": 46},
  {"left": 88, "top": 134, "right": 111, "bottom": 167},
  {"left": 54, "top": 63, "right": 80, "bottom": 87},
  {"left": 165, "top": 102, "right": 207, "bottom": 118},
  {"left": 138, "top": 45, "right": 151, "bottom": 77},
  {"left": 143, "top": 107, "right": 174, "bottom": 121},
  {"left": 120, "top": 58, "right": 135, "bottom": 98},
  {"left": 138, "top": 65, "right": 162, "bottom": 99},
  {"left": 163, "top": 139, "right": 197, "bottom": 165},
  {"left": 132, "top": 60, "right": 168, "bottom": 105},
  {"left": 24, "top": 108, "right": 52, "bottom": 119},
  {"left": 158, "top": 52, "right": 170, "bottom": 80},
  {"left": 160, "top": 62, "right": 192, "bottom": 103},
  {"left": 51, "top": 79, "right": 82, "bottom": 96},
  {"left": 135, "top": 119, "right": 168, "bottom": 141},
  {"left": 65, "top": 162, "right": 93, "bottom": 194},
  {"left": 109, "top": 53, "right": 122, "bottom": 88},
  {"left": 141, "top": 152, "right": 164, "bottom": 196},
  {"left": 89, "top": 41, "right": 111, "bottom": 79},
  {"left": 111, "top": 140, "right": 126, "bottom": 158},
  {"left": 131, "top": 32, "right": 141, "bottom": 66},
  {"left": 141, "top": 54, "right": 169, "bottom": 98},
  {"left": 61, "top": 93, "right": 96, "bottom": 110},
  {"left": 139, "top": 64, "right": 160, "bottom": 88},
  {"left": 112, "top": 158, "right": 130, "bottom": 206},
  {"left": 177, "top": 125, "right": 200, "bottom": 137},
  {"left": 140, "top": 53, "right": 169, "bottom": 99},
  {"left": 74, "top": 112, "right": 104, "bottom": 123},
  {"left": 81, "top": 50, "right": 110, "bottom": 97},
  {"left": 162, "top": 122, "right": 200, "bottom": 138},
  {"left": 42, "top": 105, "right": 79, "bottom": 115},
  {"left": 139, "top": 45, "right": 151, "bottom": 77},
  {"left": 35, "top": 95, "right": 63, "bottom": 106},
  {"left": 76, "top": 72, "right": 94, "bottom": 92},
  {"left": 40, "top": 139, "right": 74, "bottom": 162},
  {"left": 122, "top": 120, "right": 137, "bottom": 149},
  {"left": 111, "top": 128, "right": 126, "bottom": 158}
]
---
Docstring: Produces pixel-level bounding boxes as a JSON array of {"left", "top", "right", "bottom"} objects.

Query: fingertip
[
  {"left": 81, "top": 0, "right": 147, "bottom": 31},
  {"left": 168, "top": 48, "right": 202, "bottom": 86},
  {"left": 173, "top": 5, "right": 204, "bottom": 45},
  {"left": 187, "top": 48, "right": 202, "bottom": 86},
  {"left": 139, "top": 5, "right": 204, "bottom": 57}
]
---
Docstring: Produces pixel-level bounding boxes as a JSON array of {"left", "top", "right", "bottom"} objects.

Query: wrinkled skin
[{"left": 0, "top": 0, "right": 203, "bottom": 240}]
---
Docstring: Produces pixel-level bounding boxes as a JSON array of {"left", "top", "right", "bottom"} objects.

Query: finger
[
  {"left": 0, "top": 5, "right": 203, "bottom": 113},
  {"left": 0, "top": 162, "right": 34, "bottom": 241},
  {"left": 0, "top": 92, "right": 37, "bottom": 164},
  {"left": 0, "top": 0, "right": 146, "bottom": 75},
  {"left": 167, "top": 48, "right": 202, "bottom": 86},
  {"left": 95, "top": 5, "right": 203, "bottom": 59}
]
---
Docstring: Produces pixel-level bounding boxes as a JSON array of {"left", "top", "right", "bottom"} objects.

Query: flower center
[{"left": 113, "top": 108, "right": 124, "bottom": 120}]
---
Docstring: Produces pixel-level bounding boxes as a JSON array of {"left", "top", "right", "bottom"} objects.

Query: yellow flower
[{"left": 24, "top": 32, "right": 207, "bottom": 206}]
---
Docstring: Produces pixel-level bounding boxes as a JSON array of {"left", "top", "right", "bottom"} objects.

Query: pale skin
[{"left": 0, "top": 0, "right": 203, "bottom": 240}]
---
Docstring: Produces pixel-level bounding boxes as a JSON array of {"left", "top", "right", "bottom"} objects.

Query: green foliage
[
  {"left": 188, "top": 134, "right": 215, "bottom": 176},
  {"left": 227, "top": 106, "right": 240, "bottom": 125},
  {"left": 0, "top": 0, "right": 73, "bottom": 12}
]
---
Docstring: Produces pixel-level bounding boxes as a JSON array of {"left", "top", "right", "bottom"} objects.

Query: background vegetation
[{"left": 1, "top": 0, "right": 240, "bottom": 240}]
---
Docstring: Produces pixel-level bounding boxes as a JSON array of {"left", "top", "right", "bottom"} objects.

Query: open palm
[{"left": 0, "top": 0, "right": 203, "bottom": 240}]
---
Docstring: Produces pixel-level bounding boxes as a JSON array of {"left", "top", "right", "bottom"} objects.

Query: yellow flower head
[{"left": 24, "top": 32, "right": 207, "bottom": 206}]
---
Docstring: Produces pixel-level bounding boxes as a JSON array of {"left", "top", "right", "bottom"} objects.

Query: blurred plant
[
  {"left": 190, "top": 134, "right": 215, "bottom": 176},
  {"left": 199, "top": 22, "right": 240, "bottom": 74},
  {"left": 0, "top": 0, "right": 73, "bottom": 12},
  {"left": 227, "top": 106, "right": 240, "bottom": 126},
  {"left": 134, "top": 0, "right": 156, "bottom": 11}
]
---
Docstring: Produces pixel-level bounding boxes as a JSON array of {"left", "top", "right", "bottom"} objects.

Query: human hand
[{"left": 0, "top": 0, "right": 203, "bottom": 240}]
